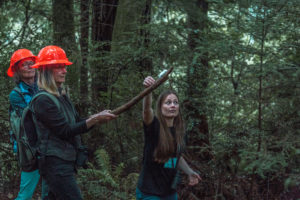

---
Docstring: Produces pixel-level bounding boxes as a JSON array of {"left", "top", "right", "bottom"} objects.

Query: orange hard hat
[
  {"left": 31, "top": 45, "right": 73, "bottom": 68},
  {"left": 7, "top": 49, "right": 36, "bottom": 77}
]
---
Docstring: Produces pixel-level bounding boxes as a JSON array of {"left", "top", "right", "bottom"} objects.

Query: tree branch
[{"left": 111, "top": 67, "right": 173, "bottom": 115}]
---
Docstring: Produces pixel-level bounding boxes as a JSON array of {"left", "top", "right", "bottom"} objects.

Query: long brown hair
[{"left": 154, "top": 90, "right": 185, "bottom": 163}]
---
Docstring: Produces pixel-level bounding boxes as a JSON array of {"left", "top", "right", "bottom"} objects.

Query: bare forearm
[
  {"left": 143, "top": 93, "right": 153, "bottom": 124},
  {"left": 178, "top": 157, "right": 194, "bottom": 175},
  {"left": 85, "top": 115, "right": 99, "bottom": 129},
  {"left": 142, "top": 76, "right": 155, "bottom": 124},
  {"left": 143, "top": 92, "right": 152, "bottom": 111}
]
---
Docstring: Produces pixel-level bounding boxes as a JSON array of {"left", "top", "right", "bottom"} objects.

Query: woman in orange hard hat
[
  {"left": 31, "top": 45, "right": 117, "bottom": 200},
  {"left": 8, "top": 49, "right": 48, "bottom": 200}
]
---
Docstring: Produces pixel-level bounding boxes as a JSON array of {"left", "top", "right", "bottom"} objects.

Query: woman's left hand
[{"left": 188, "top": 171, "right": 201, "bottom": 186}]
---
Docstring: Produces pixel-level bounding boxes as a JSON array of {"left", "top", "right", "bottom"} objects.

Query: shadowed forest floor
[{"left": 1, "top": 174, "right": 300, "bottom": 199}]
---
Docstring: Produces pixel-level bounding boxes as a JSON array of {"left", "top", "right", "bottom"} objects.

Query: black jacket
[{"left": 32, "top": 91, "right": 88, "bottom": 161}]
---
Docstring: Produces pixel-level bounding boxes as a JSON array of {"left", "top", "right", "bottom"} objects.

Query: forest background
[{"left": 0, "top": 0, "right": 299, "bottom": 199}]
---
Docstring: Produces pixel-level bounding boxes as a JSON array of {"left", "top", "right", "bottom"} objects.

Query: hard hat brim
[{"left": 31, "top": 60, "right": 73, "bottom": 68}]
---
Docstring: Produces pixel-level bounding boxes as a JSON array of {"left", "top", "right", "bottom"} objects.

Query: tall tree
[
  {"left": 79, "top": 0, "right": 90, "bottom": 115},
  {"left": 112, "top": 0, "right": 143, "bottom": 47},
  {"left": 139, "top": 0, "right": 153, "bottom": 73},
  {"left": 53, "top": 0, "right": 76, "bottom": 50},
  {"left": 91, "top": 0, "right": 118, "bottom": 107},
  {"left": 52, "top": 0, "right": 78, "bottom": 95},
  {"left": 17, "top": 0, "right": 31, "bottom": 48},
  {"left": 111, "top": 0, "right": 154, "bottom": 98},
  {"left": 185, "top": 0, "right": 213, "bottom": 161},
  {"left": 105, "top": 0, "right": 153, "bottom": 162}
]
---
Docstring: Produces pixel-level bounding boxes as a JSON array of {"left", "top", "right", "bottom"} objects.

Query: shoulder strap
[{"left": 30, "top": 91, "right": 61, "bottom": 110}]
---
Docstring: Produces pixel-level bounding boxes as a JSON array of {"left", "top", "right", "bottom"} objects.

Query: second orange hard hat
[
  {"left": 7, "top": 49, "right": 36, "bottom": 77},
  {"left": 31, "top": 45, "right": 73, "bottom": 68}
]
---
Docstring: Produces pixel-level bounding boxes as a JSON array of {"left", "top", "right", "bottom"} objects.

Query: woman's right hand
[
  {"left": 93, "top": 110, "right": 117, "bottom": 124},
  {"left": 143, "top": 76, "right": 155, "bottom": 88},
  {"left": 87, "top": 110, "right": 117, "bottom": 128}
]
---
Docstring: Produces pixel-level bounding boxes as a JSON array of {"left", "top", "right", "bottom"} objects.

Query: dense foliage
[{"left": 0, "top": 0, "right": 299, "bottom": 199}]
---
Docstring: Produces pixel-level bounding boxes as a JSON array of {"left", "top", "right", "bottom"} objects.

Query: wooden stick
[{"left": 111, "top": 67, "right": 173, "bottom": 115}]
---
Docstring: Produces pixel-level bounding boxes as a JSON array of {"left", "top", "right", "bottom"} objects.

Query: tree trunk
[
  {"left": 78, "top": 0, "right": 90, "bottom": 116},
  {"left": 52, "top": 0, "right": 76, "bottom": 52},
  {"left": 110, "top": 0, "right": 152, "bottom": 162},
  {"left": 139, "top": 0, "right": 152, "bottom": 73},
  {"left": 52, "top": 0, "right": 79, "bottom": 96},
  {"left": 112, "top": 0, "right": 153, "bottom": 75},
  {"left": 112, "top": 0, "right": 146, "bottom": 49},
  {"left": 18, "top": 0, "right": 31, "bottom": 48},
  {"left": 91, "top": 0, "right": 118, "bottom": 108},
  {"left": 185, "top": 0, "right": 213, "bottom": 161},
  {"left": 250, "top": 5, "right": 267, "bottom": 199}
]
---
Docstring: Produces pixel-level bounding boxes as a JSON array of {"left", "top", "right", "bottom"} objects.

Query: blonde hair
[
  {"left": 154, "top": 90, "right": 185, "bottom": 163},
  {"left": 37, "top": 66, "right": 61, "bottom": 96}
]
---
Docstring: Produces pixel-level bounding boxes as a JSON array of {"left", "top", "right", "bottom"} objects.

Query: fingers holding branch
[
  {"left": 94, "top": 110, "right": 118, "bottom": 124},
  {"left": 143, "top": 76, "right": 155, "bottom": 88}
]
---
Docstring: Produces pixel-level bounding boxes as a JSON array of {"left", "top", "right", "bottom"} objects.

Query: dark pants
[
  {"left": 41, "top": 156, "right": 82, "bottom": 200},
  {"left": 136, "top": 187, "right": 178, "bottom": 200}
]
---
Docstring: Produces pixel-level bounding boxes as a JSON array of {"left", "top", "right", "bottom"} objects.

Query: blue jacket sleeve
[{"left": 9, "top": 90, "right": 26, "bottom": 112}]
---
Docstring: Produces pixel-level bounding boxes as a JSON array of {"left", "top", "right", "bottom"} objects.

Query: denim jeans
[{"left": 136, "top": 187, "right": 178, "bottom": 200}]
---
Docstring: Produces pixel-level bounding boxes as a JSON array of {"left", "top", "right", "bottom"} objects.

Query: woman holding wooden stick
[
  {"left": 136, "top": 76, "right": 201, "bottom": 200},
  {"left": 31, "top": 45, "right": 117, "bottom": 200}
]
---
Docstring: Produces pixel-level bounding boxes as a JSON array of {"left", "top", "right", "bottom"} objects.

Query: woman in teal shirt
[{"left": 8, "top": 49, "right": 48, "bottom": 200}]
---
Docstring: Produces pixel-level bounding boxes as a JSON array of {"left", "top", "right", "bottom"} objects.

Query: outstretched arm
[
  {"left": 143, "top": 76, "right": 155, "bottom": 125},
  {"left": 178, "top": 156, "right": 202, "bottom": 186},
  {"left": 86, "top": 110, "right": 117, "bottom": 129},
  {"left": 33, "top": 95, "right": 117, "bottom": 138}
]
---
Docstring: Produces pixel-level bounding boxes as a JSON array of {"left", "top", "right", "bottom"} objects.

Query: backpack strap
[
  {"left": 8, "top": 86, "right": 27, "bottom": 143},
  {"left": 30, "top": 91, "right": 61, "bottom": 111}
]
